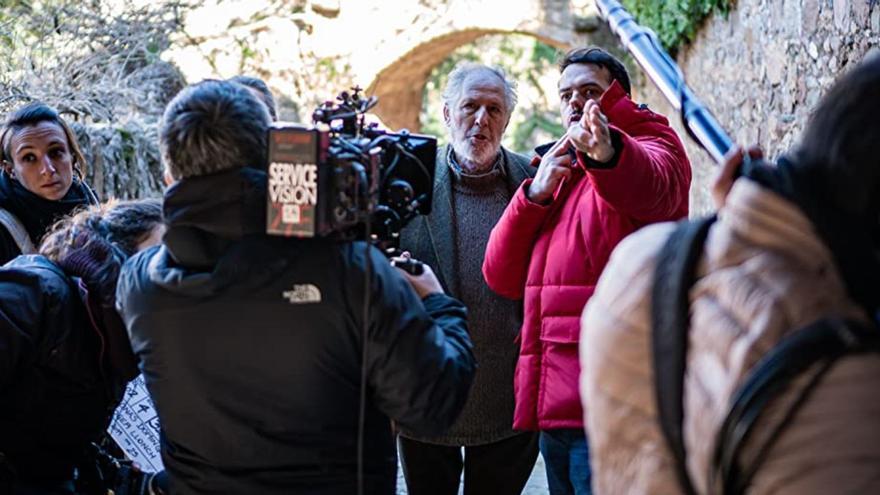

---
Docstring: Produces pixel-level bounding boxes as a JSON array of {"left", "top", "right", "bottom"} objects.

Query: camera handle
[
  {"left": 385, "top": 245, "right": 425, "bottom": 276},
  {"left": 391, "top": 257, "right": 424, "bottom": 276}
]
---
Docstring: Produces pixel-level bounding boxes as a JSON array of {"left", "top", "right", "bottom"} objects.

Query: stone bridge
[
  {"left": 168, "top": 0, "right": 610, "bottom": 130},
  {"left": 355, "top": 0, "right": 602, "bottom": 130}
]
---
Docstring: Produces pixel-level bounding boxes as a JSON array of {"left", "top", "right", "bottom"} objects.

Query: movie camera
[{"left": 265, "top": 87, "right": 436, "bottom": 257}]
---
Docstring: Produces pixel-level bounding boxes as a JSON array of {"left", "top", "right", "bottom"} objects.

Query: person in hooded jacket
[
  {"left": 115, "top": 79, "right": 476, "bottom": 495},
  {"left": 0, "top": 102, "right": 98, "bottom": 265},
  {"left": 482, "top": 47, "right": 691, "bottom": 494},
  {"left": 0, "top": 199, "right": 164, "bottom": 494},
  {"left": 580, "top": 53, "right": 880, "bottom": 494}
]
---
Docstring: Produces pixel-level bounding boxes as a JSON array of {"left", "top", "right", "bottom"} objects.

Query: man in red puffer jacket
[{"left": 482, "top": 47, "right": 691, "bottom": 495}]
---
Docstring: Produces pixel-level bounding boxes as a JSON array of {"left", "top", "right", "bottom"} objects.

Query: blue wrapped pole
[{"left": 595, "top": 0, "right": 735, "bottom": 165}]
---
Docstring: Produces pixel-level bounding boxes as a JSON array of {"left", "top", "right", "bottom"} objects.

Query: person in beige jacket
[{"left": 579, "top": 54, "right": 880, "bottom": 494}]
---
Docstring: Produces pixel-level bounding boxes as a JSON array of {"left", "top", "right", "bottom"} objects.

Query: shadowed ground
[{"left": 396, "top": 451, "right": 549, "bottom": 494}]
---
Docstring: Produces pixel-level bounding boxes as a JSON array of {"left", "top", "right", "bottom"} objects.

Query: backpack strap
[
  {"left": 651, "top": 215, "right": 717, "bottom": 495},
  {"left": 714, "top": 317, "right": 880, "bottom": 494},
  {"left": 0, "top": 207, "right": 36, "bottom": 255}
]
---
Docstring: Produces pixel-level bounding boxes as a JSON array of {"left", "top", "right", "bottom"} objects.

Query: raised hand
[
  {"left": 713, "top": 145, "right": 763, "bottom": 209},
  {"left": 527, "top": 134, "right": 574, "bottom": 205},
  {"left": 569, "top": 100, "right": 614, "bottom": 163}
]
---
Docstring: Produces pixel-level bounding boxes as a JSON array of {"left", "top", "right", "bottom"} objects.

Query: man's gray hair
[
  {"left": 161, "top": 79, "right": 271, "bottom": 180},
  {"left": 441, "top": 62, "right": 518, "bottom": 116}
]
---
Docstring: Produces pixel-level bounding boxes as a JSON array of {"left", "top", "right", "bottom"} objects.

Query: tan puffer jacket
[{"left": 579, "top": 178, "right": 880, "bottom": 494}]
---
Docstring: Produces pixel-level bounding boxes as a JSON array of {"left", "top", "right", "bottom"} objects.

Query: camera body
[{"left": 266, "top": 88, "right": 436, "bottom": 246}]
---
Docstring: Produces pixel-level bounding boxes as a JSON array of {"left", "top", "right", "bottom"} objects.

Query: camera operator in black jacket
[{"left": 115, "top": 80, "right": 476, "bottom": 495}]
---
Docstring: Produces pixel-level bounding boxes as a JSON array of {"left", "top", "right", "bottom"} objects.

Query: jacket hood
[
  {"left": 162, "top": 167, "right": 268, "bottom": 267},
  {"left": 143, "top": 167, "right": 293, "bottom": 298},
  {"left": 141, "top": 239, "right": 289, "bottom": 299},
  {"left": 6, "top": 252, "right": 67, "bottom": 278},
  {"left": 6, "top": 254, "right": 137, "bottom": 389},
  {"left": 55, "top": 237, "right": 139, "bottom": 383}
]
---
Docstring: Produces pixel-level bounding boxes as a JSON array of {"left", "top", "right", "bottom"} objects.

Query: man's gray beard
[{"left": 451, "top": 139, "right": 499, "bottom": 173}]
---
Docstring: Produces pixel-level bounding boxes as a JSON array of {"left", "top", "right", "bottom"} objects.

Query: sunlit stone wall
[{"left": 632, "top": 0, "right": 880, "bottom": 215}]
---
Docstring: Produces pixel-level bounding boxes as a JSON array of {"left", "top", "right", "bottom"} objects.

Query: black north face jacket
[{"left": 116, "top": 168, "right": 475, "bottom": 495}]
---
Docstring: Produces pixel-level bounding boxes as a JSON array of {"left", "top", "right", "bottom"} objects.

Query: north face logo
[{"left": 282, "top": 284, "right": 322, "bottom": 304}]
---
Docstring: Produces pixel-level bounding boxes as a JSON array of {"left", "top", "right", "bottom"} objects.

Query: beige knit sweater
[{"left": 579, "top": 179, "right": 880, "bottom": 494}]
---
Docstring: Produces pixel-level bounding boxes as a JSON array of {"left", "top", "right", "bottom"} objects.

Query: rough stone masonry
[{"left": 633, "top": 0, "right": 880, "bottom": 215}]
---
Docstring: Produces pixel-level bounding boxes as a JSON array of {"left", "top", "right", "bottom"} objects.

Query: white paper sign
[{"left": 108, "top": 375, "right": 164, "bottom": 472}]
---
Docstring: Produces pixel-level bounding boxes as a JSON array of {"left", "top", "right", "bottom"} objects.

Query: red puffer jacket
[{"left": 482, "top": 81, "right": 691, "bottom": 430}]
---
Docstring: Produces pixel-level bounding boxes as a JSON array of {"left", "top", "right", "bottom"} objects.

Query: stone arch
[
  {"left": 366, "top": 29, "right": 574, "bottom": 132},
  {"left": 346, "top": 0, "right": 609, "bottom": 131}
]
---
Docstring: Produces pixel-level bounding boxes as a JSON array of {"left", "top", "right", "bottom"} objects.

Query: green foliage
[
  {"left": 620, "top": 0, "right": 732, "bottom": 52},
  {"left": 530, "top": 40, "right": 559, "bottom": 66}
]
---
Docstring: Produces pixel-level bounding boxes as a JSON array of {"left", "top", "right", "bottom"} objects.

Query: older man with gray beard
[{"left": 398, "top": 62, "right": 538, "bottom": 495}]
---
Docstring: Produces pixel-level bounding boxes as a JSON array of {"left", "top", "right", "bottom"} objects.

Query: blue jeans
[{"left": 539, "top": 429, "right": 592, "bottom": 495}]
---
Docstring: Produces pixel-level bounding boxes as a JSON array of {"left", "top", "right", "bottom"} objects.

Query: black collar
[
  {"left": 0, "top": 172, "right": 96, "bottom": 244},
  {"left": 162, "top": 167, "right": 267, "bottom": 267}
]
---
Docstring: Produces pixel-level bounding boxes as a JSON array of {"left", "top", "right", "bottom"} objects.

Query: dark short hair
[
  {"left": 559, "top": 47, "right": 631, "bottom": 95},
  {"left": 783, "top": 54, "right": 880, "bottom": 316},
  {"left": 161, "top": 80, "right": 270, "bottom": 180},
  {"left": 0, "top": 102, "right": 88, "bottom": 177},
  {"left": 796, "top": 54, "right": 880, "bottom": 218},
  {"left": 229, "top": 75, "right": 278, "bottom": 121}
]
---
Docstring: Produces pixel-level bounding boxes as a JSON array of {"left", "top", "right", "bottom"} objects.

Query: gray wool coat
[
  {"left": 400, "top": 145, "right": 534, "bottom": 295},
  {"left": 399, "top": 144, "right": 535, "bottom": 445}
]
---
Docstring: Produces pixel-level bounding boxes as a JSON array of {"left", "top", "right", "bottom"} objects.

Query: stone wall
[
  {"left": 75, "top": 121, "right": 166, "bottom": 200},
  {"left": 631, "top": 0, "right": 880, "bottom": 215}
]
